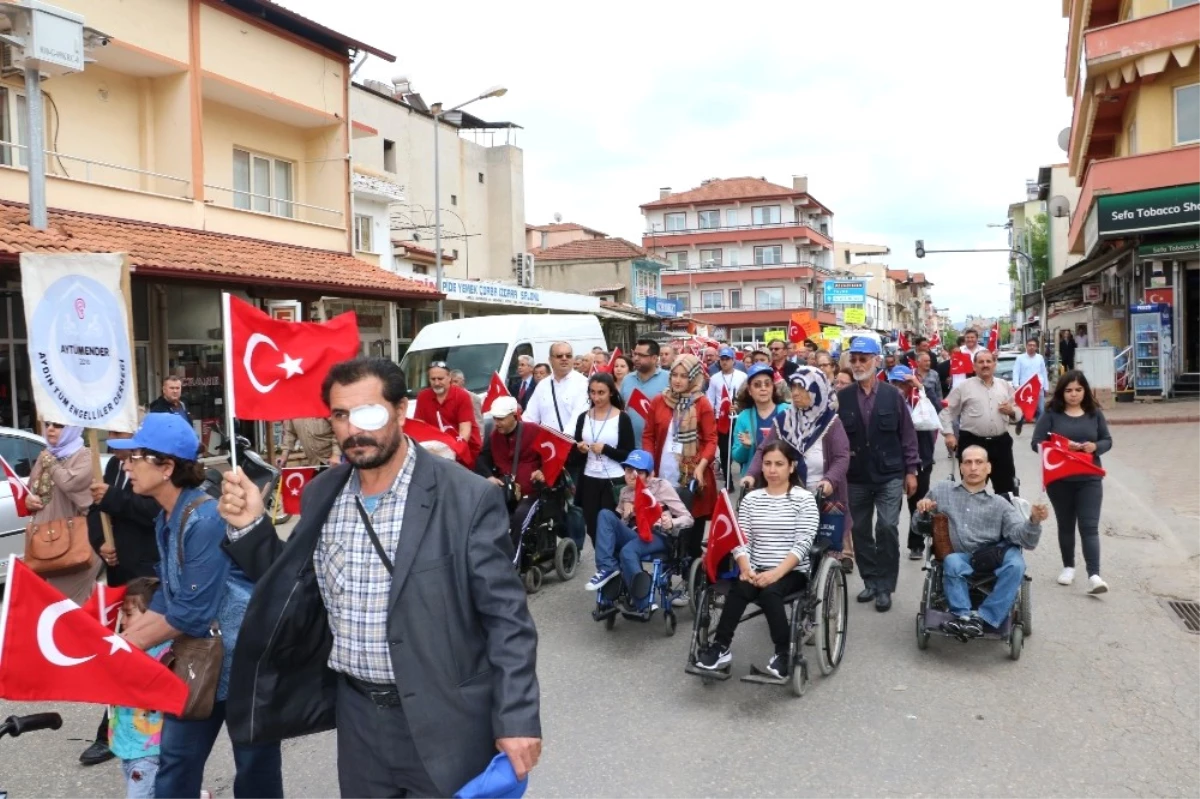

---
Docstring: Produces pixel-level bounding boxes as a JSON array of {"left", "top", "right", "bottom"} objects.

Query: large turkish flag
[
  {"left": 1014, "top": 375, "right": 1042, "bottom": 422},
  {"left": 0, "top": 557, "right": 187, "bottom": 713},
  {"left": 1040, "top": 436, "right": 1106, "bottom": 488},
  {"left": 704, "top": 489, "right": 746, "bottom": 582},
  {"left": 226, "top": 295, "right": 361, "bottom": 421},
  {"left": 531, "top": 424, "right": 574, "bottom": 487}
]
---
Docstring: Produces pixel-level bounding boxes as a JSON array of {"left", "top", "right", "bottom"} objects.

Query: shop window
[{"left": 233, "top": 148, "right": 294, "bottom": 218}]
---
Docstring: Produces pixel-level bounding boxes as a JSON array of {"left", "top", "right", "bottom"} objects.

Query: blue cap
[
  {"left": 718, "top": 346, "right": 736, "bottom": 359},
  {"left": 746, "top": 362, "right": 775, "bottom": 381},
  {"left": 622, "top": 449, "right": 655, "bottom": 472},
  {"left": 107, "top": 413, "right": 199, "bottom": 461},
  {"left": 888, "top": 365, "right": 914, "bottom": 382},
  {"left": 848, "top": 337, "right": 881, "bottom": 355}
]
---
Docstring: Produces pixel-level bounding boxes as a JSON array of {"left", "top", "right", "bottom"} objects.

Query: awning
[
  {"left": 0, "top": 201, "right": 442, "bottom": 302},
  {"left": 593, "top": 306, "right": 644, "bottom": 322},
  {"left": 1042, "top": 244, "right": 1133, "bottom": 297}
]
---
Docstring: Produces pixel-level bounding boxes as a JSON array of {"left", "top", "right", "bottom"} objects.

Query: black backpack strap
[{"left": 176, "top": 496, "right": 216, "bottom": 567}]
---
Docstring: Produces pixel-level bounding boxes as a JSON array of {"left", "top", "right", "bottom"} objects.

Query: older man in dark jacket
[{"left": 218, "top": 357, "right": 540, "bottom": 798}]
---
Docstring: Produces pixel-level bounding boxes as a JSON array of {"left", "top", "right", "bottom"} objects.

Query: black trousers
[
  {"left": 1046, "top": 479, "right": 1103, "bottom": 576},
  {"left": 957, "top": 430, "right": 1017, "bottom": 495},
  {"left": 507, "top": 495, "right": 538, "bottom": 552},
  {"left": 576, "top": 474, "right": 622, "bottom": 547},
  {"left": 715, "top": 571, "right": 805, "bottom": 655},
  {"left": 336, "top": 675, "right": 441, "bottom": 798},
  {"left": 906, "top": 463, "right": 934, "bottom": 552},
  {"left": 716, "top": 431, "right": 732, "bottom": 491}
]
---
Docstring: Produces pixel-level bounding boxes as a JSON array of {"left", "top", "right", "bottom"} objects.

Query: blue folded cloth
[{"left": 454, "top": 753, "right": 528, "bottom": 799}]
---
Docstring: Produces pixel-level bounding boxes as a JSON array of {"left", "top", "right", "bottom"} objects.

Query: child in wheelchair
[
  {"left": 586, "top": 450, "right": 693, "bottom": 614},
  {"left": 916, "top": 445, "right": 1049, "bottom": 640},
  {"left": 696, "top": 441, "right": 818, "bottom": 679}
]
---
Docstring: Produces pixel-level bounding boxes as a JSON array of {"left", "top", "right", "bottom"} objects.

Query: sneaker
[
  {"left": 1057, "top": 567, "right": 1076, "bottom": 586},
  {"left": 672, "top": 590, "right": 690, "bottom": 608},
  {"left": 908, "top": 549, "right": 924, "bottom": 561},
  {"left": 1088, "top": 574, "right": 1109, "bottom": 594},
  {"left": 765, "top": 653, "right": 790, "bottom": 679},
  {"left": 585, "top": 569, "right": 618, "bottom": 591},
  {"left": 942, "top": 616, "right": 983, "bottom": 640},
  {"left": 696, "top": 643, "right": 731, "bottom": 670}
]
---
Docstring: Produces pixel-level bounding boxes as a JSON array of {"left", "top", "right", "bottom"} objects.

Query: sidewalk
[{"left": 1102, "top": 397, "right": 1200, "bottom": 426}]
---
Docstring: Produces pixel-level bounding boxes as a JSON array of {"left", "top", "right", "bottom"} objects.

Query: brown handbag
[
  {"left": 162, "top": 496, "right": 224, "bottom": 720},
  {"left": 24, "top": 516, "right": 93, "bottom": 576},
  {"left": 931, "top": 512, "right": 954, "bottom": 561}
]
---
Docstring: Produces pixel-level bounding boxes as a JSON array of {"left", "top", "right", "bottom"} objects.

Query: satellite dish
[
  {"left": 1049, "top": 195, "right": 1071, "bottom": 218},
  {"left": 553, "top": 212, "right": 563, "bottom": 223},
  {"left": 1057, "top": 127, "right": 1071, "bottom": 152}
]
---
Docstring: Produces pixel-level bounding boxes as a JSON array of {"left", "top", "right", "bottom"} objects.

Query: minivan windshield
[{"left": 400, "top": 343, "right": 508, "bottom": 396}]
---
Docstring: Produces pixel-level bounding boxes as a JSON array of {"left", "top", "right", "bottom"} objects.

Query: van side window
[{"left": 508, "top": 343, "right": 533, "bottom": 383}]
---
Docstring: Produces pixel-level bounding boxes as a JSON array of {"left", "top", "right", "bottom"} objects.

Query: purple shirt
[{"left": 857, "top": 381, "right": 920, "bottom": 475}]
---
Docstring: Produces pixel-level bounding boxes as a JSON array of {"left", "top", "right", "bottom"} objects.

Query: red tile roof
[
  {"left": 641, "top": 177, "right": 832, "bottom": 214},
  {"left": 532, "top": 237, "right": 659, "bottom": 262},
  {"left": 887, "top": 269, "right": 911, "bottom": 282},
  {"left": 0, "top": 201, "right": 440, "bottom": 300},
  {"left": 526, "top": 222, "right": 607, "bottom": 236}
]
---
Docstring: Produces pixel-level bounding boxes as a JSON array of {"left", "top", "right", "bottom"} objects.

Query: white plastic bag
[{"left": 910, "top": 389, "right": 941, "bottom": 432}]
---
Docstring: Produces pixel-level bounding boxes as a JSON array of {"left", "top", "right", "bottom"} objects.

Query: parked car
[
  {"left": 995, "top": 350, "right": 1018, "bottom": 382},
  {"left": 1, "top": 427, "right": 112, "bottom": 585}
]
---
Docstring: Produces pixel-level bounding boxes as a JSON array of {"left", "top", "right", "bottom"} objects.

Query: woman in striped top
[{"left": 696, "top": 441, "right": 819, "bottom": 679}]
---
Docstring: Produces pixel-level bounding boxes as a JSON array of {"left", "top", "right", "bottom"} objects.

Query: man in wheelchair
[
  {"left": 585, "top": 450, "right": 693, "bottom": 613},
  {"left": 474, "top": 396, "right": 549, "bottom": 549},
  {"left": 916, "top": 445, "right": 1049, "bottom": 640}
]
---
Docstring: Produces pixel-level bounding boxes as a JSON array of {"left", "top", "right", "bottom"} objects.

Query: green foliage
[{"left": 1026, "top": 213, "right": 1050, "bottom": 289}]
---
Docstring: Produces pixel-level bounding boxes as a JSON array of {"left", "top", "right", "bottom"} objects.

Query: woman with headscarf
[
  {"left": 24, "top": 423, "right": 102, "bottom": 604},
  {"left": 742, "top": 367, "right": 854, "bottom": 570},
  {"left": 642, "top": 354, "right": 718, "bottom": 562}
]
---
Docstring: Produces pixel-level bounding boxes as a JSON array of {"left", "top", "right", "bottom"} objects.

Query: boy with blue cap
[{"left": 585, "top": 450, "right": 694, "bottom": 613}]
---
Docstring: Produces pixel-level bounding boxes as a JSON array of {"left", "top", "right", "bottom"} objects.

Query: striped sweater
[{"left": 734, "top": 486, "right": 819, "bottom": 573}]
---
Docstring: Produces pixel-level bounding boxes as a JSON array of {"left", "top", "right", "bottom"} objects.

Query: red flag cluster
[
  {"left": 1040, "top": 433, "right": 1105, "bottom": 488},
  {"left": 633, "top": 476, "right": 660, "bottom": 543},
  {"left": 704, "top": 489, "right": 747, "bottom": 582},
  {"left": 950, "top": 350, "right": 973, "bottom": 376}
]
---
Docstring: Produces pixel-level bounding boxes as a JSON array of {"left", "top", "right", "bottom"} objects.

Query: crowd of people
[{"left": 19, "top": 324, "right": 1120, "bottom": 798}]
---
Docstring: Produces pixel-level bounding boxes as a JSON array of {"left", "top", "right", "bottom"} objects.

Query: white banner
[{"left": 20, "top": 253, "right": 138, "bottom": 432}]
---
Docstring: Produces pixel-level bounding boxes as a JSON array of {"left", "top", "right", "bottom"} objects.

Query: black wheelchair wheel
[
  {"left": 689, "top": 583, "right": 716, "bottom": 664},
  {"left": 1019, "top": 578, "right": 1032, "bottom": 638},
  {"left": 554, "top": 538, "right": 579, "bottom": 582},
  {"left": 686, "top": 558, "right": 707, "bottom": 616},
  {"left": 915, "top": 613, "right": 930, "bottom": 650},
  {"left": 522, "top": 567, "right": 543, "bottom": 594},
  {"left": 664, "top": 612, "right": 677, "bottom": 637},
  {"left": 816, "top": 556, "right": 848, "bottom": 676},
  {"left": 604, "top": 611, "right": 617, "bottom": 631},
  {"left": 1009, "top": 624, "right": 1023, "bottom": 661}
]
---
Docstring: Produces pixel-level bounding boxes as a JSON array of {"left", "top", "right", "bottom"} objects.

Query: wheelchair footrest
[
  {"left": 591, "top": 606, "right": 618, "bottom": 623},
  {"left": 685, "top": 662, "right": 732, "bottom": 681},
  {"left": 740, "top": 664, "right": 788, "bottom": 686},
  {"left": 619, "top": 609, "right": 654, "bottom": 623}
]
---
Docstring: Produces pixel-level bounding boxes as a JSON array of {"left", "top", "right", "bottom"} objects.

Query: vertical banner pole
[{"left": 221, "top": 293, "right": 239, "bottom": 474}]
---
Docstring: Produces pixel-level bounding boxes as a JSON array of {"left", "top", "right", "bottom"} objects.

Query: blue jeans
[
  {"left": 122, "top": 756, "right": 158, "bottom": 799},
  {"left": 595, "top": 509, "right": 666, "bottom": 609},
  {"left": 156, "top": 701, "right": 283, "bottom": 799},
  {"left": 943, "top": 547, "right": 1026, "bottom": 629}
]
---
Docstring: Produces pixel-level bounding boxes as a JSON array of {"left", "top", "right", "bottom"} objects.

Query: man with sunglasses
[
  {"left": 768, "top": 340, "right": 798, "bottom": 381},
  {"left": 413, "top": 361, "right": 480, "bottom": 468},
  {"left": 619, "top": 338, "right": 670, "bottom": 446},
  {"left": 523, "top": 341, "right": 589, "bottom": 436},
  {"left": 835, "top": 337, "right": 920, "bottom": 612}
]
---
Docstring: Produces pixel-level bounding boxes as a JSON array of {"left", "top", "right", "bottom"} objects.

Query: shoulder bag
[
  {"left": 163, "top": 496, "right": 224, "bottom": 721},
  {"left": 25, "top": 515, "right": 93, "bottom": 576}
]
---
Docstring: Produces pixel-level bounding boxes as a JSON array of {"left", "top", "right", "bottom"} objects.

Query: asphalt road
[{"left": 2, "top": 424, "right": 1197, "bottom": 797}]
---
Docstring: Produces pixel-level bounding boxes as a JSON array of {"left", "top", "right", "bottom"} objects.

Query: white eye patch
[{"left": 349, "top": 404, "right": 390, "bottom": 431}]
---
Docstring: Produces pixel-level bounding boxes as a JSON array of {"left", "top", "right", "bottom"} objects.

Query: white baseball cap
[{"left": 487, "top": 396, "right": 521, "bottom": 419}]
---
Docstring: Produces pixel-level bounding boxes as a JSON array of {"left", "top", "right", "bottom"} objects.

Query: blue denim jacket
[{"left": 148, "top": 486, "right": 253, "bottom": 702}]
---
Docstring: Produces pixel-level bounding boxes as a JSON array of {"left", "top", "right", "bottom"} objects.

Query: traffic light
[{"left": 915, "top": 240, "right": 925, "bottom": 259}]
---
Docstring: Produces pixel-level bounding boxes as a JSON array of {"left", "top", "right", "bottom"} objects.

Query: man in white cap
[{"left": 474, "top": 396, "right": 548, "bottom": 549}]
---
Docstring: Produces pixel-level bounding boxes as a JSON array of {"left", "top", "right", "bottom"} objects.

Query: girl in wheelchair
[{"left": 696, "top": 441, "right": 818, "bottom": 679}]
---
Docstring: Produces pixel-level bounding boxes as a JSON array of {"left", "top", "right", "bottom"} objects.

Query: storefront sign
[
  {"left": 1137, "top": 239, "right": 1200, "bottom": 258},
  {"left": 440, "top": 279, "right": 543, "bottom": 307},
  {"left": 843, "top": 307, "right": 866, "bottom": 325},
  {"left": 822, "top": 280, "right": 867, "bottom": 304},
  {"left": 20, "top": 253, "right": 138, "bottom": 432},
  {"left": 645, "top": 296, "right": 681, "bottom": 318},
  {"left": 1097, "top": 184, "right": 1200, "bottom": 239}
]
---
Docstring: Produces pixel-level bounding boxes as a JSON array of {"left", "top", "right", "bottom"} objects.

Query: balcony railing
[
  {"left": 648, "top": 220, "right": 830, "bottom": 238},
  {"left": 0, "top": 139, "right": 190, "bottom": 198},
  {"left": 661, "top": 260, "right": 821, "bottom": 274},
  {"left": 203, "top": 183, "right": 344, "bottom": 226}
]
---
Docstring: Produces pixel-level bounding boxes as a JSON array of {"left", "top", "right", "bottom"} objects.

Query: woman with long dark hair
[
  {"left": 572, "top": 372, "right": 635, "bottom": 548},
  {"left": 610, "top": 355, "right": 632, "bottom": 392},
  {"left": 1032, "top": 370, "right": 1112, "bottom": 594}
]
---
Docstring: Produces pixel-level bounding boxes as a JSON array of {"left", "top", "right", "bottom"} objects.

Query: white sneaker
[
  {"left": 671, "top": 590, "right": 690, "bottom": 608},
  {"left": 1088, "top": 574, "right": 1109, "bottom": 594},
  {"left": 1057, "top": 567, "right": 1075, "bottom": 586}
]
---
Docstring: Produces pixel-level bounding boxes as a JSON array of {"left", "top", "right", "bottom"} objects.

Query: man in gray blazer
[{"left": 218, "top": 357, "right": 541, "bottom": 798}]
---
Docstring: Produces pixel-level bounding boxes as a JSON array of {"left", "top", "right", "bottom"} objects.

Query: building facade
[{"left": 641, "top": 176, "right": 835, "bottom": 347}]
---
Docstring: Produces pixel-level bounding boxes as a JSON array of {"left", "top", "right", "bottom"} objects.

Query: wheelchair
[
  {"left": 684, "top": 535, "right": 848, "bottom": 697},
  {"left": 912, "top": 507, "right": 1033, "bottom": 661},
  {"left": 591, "top": 488, "right": 697, "bottom": 635},
  {"left": 513, "top": 479, "right": 579, "bottom": 594}
]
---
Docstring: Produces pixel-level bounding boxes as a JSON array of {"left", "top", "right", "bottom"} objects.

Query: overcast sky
[{"left": 281, "top": 0, "right": 1072, "bottom": 322}]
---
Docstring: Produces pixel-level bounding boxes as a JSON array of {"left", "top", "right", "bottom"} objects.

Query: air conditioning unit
[
  {"left": 0, "top": 44, "right": 20, "bottom": 76},
  {"left": 512, "top": 253, "right": 535, "bottom": 287}
]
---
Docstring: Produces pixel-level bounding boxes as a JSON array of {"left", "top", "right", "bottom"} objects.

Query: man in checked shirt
[{"left": 218, "top": 357, "right": 540, "bottom": 797}]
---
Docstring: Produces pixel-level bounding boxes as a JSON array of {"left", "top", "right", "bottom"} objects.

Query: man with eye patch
[{"left": 219, "top": 357, "right": 541, "bottom": 798}]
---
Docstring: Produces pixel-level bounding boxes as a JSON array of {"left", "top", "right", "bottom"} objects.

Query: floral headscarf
[
  {"left": 661, "top": 354, "right": 705, "bottom": 480},
  {"left": 778, "top": 366, "right": 837, "bottom": 456}
]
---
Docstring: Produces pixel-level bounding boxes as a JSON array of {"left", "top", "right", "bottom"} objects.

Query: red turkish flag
[
  {"left": 988, "top": 323, "right": 1000, "bottom": 353},
  {"left": 950, "top": 350, "right": 973, "bottom": 376},
  {"left": 633, "top": 476, "right": 660, "bottom": 543},
  {"left": 607, "top": 348, "right": 623, "bottom": 369},
  {"left": 531, "top": 424, "right": 574, "bottom": 486},
  {"left": 930, "top": 331, "right": 941, "bottom": 348},
  {"left": 280, "top": 466, "right": 322, "bottom": 515},
  {"left": 406, "top": 418, "right": 470, "bottom": 464},
  {"left": 773, "top": 369, "right": 785, "bottom": 384},
  {"left": 704, "top": 489, "right": 747, "bottom": 582},
  {"left": 1040, "top": 439, "right": 1105, "bottom": 488},
  {"left": 716, "top": 385, "right": 733, "bottom": 435},
  {"left": 482, "top": 372, "right": 510, "bottom": 414},
  {"left": 877, "top": 370, "right": 888, "bottom": 382},
  {"left": 627, "top": 388, "right": 652, "bottom": 421},
  {"left": 1, "top": 454, "right": 28, "bottom": 517},
  {"left": 1014, "top": 375, "right": 1042, "bottom": 422},
  {"left": 0, "top": 557, "right": 188, "bottom": 713},
  {"left": 787, "top": 315, "right": 804, "bottom": 344},
  {"left": 226, "top": 294, "right": 361, "bottom": 421},
  {"left": 80, "top": 582, "right": 128, "bottom": 632},
  {"left": 897, "top": 331, "right": 910, "bottom": 352}
]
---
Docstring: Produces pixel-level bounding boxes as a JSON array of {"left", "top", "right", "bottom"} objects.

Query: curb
[{"left": 1107, "top": 416, "right": 1200, "bottom": 426}]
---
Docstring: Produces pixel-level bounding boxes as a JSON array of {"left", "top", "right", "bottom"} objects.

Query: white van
[{"left": 399, "top": 314, "right": 607, "bottom": 400}]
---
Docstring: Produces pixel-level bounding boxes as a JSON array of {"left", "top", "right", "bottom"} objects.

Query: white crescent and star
[
  {"left": 243, "top": 333, "right": 305, "bottom": 394},
  {"left": 539, "top": 441, "right": 557, "bottom": 460},
  {"left": 285, "top": 471, "right": 307, "bottom": 497},
  {"left": 100, "top": 600, "right": 121, "bottom": 628},
  {"left": 37, "top": 599, "right": 96, "bottom": 667},
  {"left": 1042, "top": 445, "right": 1066, "bottom": 472}
]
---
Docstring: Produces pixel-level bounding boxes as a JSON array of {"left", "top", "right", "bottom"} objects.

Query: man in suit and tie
[
  {"left": 509, "top": 355, "right": 537, "bottom": 410},
  {"left": 218, "top": 357, "right": 541, "bottom": 797}
]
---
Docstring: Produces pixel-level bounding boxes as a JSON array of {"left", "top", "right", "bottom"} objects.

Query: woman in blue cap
[
  {"left": 111, "top": 413, "right": 283, "bottom": 799},
  {"left": 730, "top": 363, "right": 787, "bottom": 471}
]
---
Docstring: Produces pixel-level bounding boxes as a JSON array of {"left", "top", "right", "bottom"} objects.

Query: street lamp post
[{"left": 431, "top": 85, "right": 507, "bottom": 321}]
